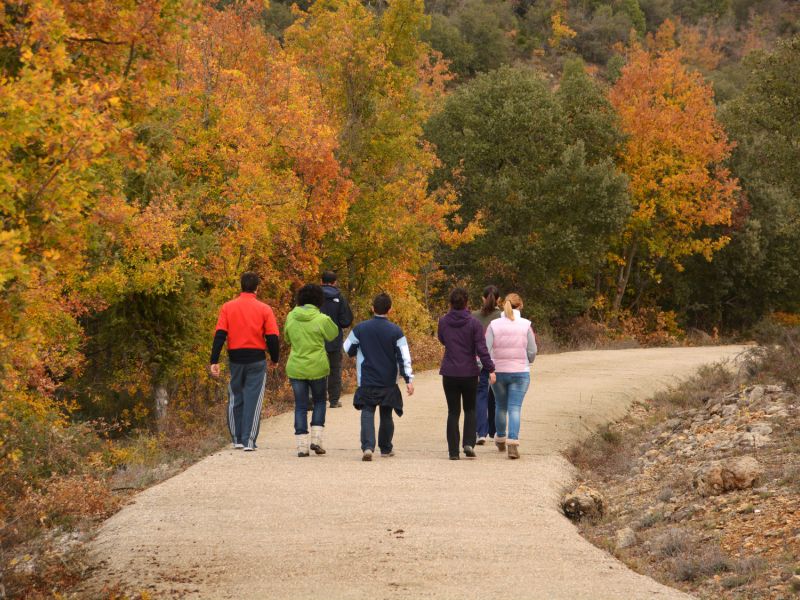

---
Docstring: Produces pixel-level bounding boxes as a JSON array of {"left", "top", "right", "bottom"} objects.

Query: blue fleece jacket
[{"left": 343, "top": 316, "right": 413, "bottom": 387}]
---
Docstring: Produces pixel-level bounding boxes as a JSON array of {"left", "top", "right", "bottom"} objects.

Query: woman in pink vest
[{"left": 486, "top": 293, "right": 537, "bottom": 459}]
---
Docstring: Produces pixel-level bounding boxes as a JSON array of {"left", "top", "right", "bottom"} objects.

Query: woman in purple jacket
[{"left": 437, "top": 288, "right": 496, "bottom": 460}]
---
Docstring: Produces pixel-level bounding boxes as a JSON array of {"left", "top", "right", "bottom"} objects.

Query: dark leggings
[{"left": 442, "top": 375, "right": 478, "bottom": 457}]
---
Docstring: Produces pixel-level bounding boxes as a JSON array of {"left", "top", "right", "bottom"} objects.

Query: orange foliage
[
  {"left": 285, "top": 0, "right": 477, "bottom": 318},
  {"left": 608, "top": 20, "right": 739, "bottom": 310},
  {"left": 169, "top": 3, "right": 353, "bottom": 301}
]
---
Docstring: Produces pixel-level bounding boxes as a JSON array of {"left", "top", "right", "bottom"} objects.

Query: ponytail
[
  {"left": 503, "top": 293, "right": 523, "bottom": 320},
  {"left": 481, "top": 285, "right": 500, "bottom": 316},
  {"left": 503, "top": 299, "right": 515, "bottom": 320}
]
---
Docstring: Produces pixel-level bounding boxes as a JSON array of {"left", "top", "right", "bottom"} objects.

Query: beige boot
[
  {"left": 495, "top": 436, "right": 507, "bottom": 452},
  {"left": 296, "top": 434, "right": 309, "bottom": 457},
  {"left": 507, "top": 439, "right": 520, "bottom": 459},
  {"left": 310, "top": 425, "right": 326, "bottom": 455}
]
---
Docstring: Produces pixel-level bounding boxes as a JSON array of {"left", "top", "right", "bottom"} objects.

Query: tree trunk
[
  {"left": 612, "top": 237, "right": 638, "bottom": 314},
  {"left": 154, "top": 385, "right": 169, "bottom": 432}
]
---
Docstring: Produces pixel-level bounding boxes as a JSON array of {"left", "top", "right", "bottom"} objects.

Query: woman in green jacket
[{"left": 284, "top": 284, "right": 339, "bottom": 457}]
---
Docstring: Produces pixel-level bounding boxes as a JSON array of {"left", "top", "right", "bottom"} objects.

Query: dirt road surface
[{"left": 86, "top": 346, "right": 747, "bottom": 599}]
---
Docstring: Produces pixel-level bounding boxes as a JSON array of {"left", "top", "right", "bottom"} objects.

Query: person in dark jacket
[
  {"left": 209, "top": 272, "right": 280, "bottom": 452},
  {"left": 472, "top": 285, "right": 502, "bottom": 444},
  {"left": 344, "top": 293, "right": 414, "bottom": 461},
  {"left": 321, "top": 271, "right": 353, "bottom": 408},
  {"left": 437, "top": 287, "right": 495, "bottom": 460}
]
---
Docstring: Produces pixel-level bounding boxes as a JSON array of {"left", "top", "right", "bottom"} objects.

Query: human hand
[
  {"left": 406, "top": 382, "right": 415, "bottom": 396},
  {"left": 210, "top": 363, "right": 220, "bottom": 378},
  {"left": 489, "top": 372, "right": 496, "bottom": 385}
]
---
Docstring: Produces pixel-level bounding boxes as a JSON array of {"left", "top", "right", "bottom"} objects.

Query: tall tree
[
  {"left": 673, "top": 34, "right": 800, "bottom": 327},
  {"left": 285, "top": 0, "right": 473, "bottom": 325},
  {"left": 425, "top": 65, "right": 629, "bottom": 321},
  {"left": 77, "top": 0, "right": 355, "bottom": 414},
  {"left": 608, "top": 20, "right": 739, "bottom": 313}
]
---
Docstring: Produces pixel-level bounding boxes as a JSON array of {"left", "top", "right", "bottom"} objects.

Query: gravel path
[{"left": 86, "top": 346, "right": 747, "bottom": 599}]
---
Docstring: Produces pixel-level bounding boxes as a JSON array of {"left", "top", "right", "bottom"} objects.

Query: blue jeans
[
  {"left": 360, "top": 405, "right": 394, "bottom": 453},
  {"left": 291, "top": 378, "right": 327, "bottom": 435},
  {"left": 491, "top": 372, "right": 530, "bottom": 441},
  {"left": 476, "top": 368, "right": 496, "bottom": 438}
]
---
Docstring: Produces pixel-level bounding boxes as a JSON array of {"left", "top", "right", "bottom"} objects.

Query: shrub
[
  {"left": 655, "top": 527, "right": 691, "bottom": 558},
  {"left": 673, "top": 548, "right": 732, "bottom": 582},
  {"left": 616, "top": 308, "right": 683, "bottom": 347}
]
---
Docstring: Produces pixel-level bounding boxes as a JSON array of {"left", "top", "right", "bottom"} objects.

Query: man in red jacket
[{"left": 210, "top": 272, "right": 280, "bottom": 451}]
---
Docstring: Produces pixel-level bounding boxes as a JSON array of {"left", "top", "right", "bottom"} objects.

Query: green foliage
[
  {"left": 424, "top": 0, "right": 522, "bottom": 78},
  {"left": 425, "top": 65, "right": 629, "bottom": 322},
  {"left": 557, "top": 58, "right": 624, "bottom": 162},
  {"left": 606, "top": 53, "right": 627, "bottom": 81},
  {"left": 573, "top": 5, "right": 635, "bottom": 64},
  {"left": 422, "top": 13, "right": 476, "bottom": 78},
  {"left": 673, "top": 0, "right": 732, "bottom": 22},
  {"left": 639, "top": 0, "right": 675, "bottom": 31},
  {"left": 620, "top": 0, "right": 647, "bottom": 35},
  {"left": 660, "top": 35, "right": 800, "bottom": 328},
  {"left": 453, "top": 0, "right": 515, "bottom": 74}
]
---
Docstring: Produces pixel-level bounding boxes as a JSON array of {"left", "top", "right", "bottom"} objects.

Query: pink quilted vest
[{"left": 488, "top": 311, "right": 531, "bottom": 373}]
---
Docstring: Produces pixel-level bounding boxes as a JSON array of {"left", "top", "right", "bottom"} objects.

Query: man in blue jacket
[
  {"left": 321, "top": 271, "right": 353, "bottom": 408},
  {"left": 343, "top": 293, "right": 414, "bottom": 461}
]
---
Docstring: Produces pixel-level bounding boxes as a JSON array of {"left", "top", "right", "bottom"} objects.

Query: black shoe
[
  {"left": 449, "top": 455, "right": 460, "bottom": 460},
  {"left": 464, "top": 446, "right": 476, "bottom": 458},
  {"left": 329, "top": 401, "right": 341, "bottom": 408}
]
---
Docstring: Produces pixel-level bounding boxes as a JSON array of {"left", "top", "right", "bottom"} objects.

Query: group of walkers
[{"left": 209, "top": 272, "right": 536, "bottom": 461}]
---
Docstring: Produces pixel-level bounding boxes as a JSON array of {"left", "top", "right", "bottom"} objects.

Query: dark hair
[
  {"left": 372, "top": 293, "right": 392, "bottom": 315},
  {"left": 481, "top": 285, "right": 500, "bottom": 316},
  {"left": 297, "top": 284, "right": 325, "bottom": 308},
  {"left": 449, "top": 287, "right": 469, "bottom": 310},
  {"left": 321, "top": 270, "right": 337, "bottom": 284},
  {"left": 241, "top": 272, "right": 260, "bottom": 293}
]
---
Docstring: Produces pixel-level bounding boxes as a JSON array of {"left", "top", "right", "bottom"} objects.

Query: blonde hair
[{"left": 503, "top": 293, "right": 523, "bottom": 320}]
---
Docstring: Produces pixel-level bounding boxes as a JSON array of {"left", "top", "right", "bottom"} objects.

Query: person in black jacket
[{"left": 321, "top": 271, "right": 354, "bottom": 408}]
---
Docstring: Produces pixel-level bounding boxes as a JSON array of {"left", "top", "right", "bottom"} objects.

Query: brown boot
[
  {"left": 495, "top": 436, "right": 506, "bottom": 452},
  {"left": 507, "top": 440, "right": 520, "bottom": 459}
]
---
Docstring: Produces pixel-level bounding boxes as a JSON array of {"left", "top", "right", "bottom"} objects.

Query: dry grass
[
  {"left": 655, "top": 528, "right": 692, "bottom": 558},
  {"left": 673, "top": 547, "right": 732, "bottom": 582}
]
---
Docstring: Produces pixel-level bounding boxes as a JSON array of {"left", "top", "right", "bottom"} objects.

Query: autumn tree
[
  {"left": 284, "top": 0, "right": 474, "bottom": 326},
  {"left": 0, "top": 1, "right": 133, "bottom": 414},
  {"left": 76, "top": 1, "right": 354, "bottom": 417},
  {"left": 607, "top": 20, "right": 739, "bottom": 313},
  {"left": 0, "top": 0, "right": 187, "bottom": 529}
]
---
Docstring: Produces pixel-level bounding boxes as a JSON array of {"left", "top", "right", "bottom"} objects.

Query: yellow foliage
[
  {"left": 773, "top": 312, "right": 800, "bottom": 327},
  {"left": 549, "top": 11, "right": 577, "bottom": 49}
]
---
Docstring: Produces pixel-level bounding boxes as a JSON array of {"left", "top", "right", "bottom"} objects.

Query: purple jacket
[{"left": 437, "top": 309, "right": 495, "bottom": 377}]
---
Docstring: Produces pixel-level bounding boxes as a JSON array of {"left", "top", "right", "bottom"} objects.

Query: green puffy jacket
[{"left": 284, "top": 304, "right": 339, "bottom": 380}]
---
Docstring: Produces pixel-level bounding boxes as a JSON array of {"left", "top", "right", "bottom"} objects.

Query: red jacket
[{"left": 210, "top": 293, "right": 279, "bottom": 364}]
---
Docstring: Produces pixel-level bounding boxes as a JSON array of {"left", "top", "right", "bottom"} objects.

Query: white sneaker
[
  {"left": 476, "top": 437, "right": 487, "bottom": 446},
  {"left": 243, "top": 446, "right": 256, "bottom": 452},
  {"left": 233, "top": 443, "right": 244, "bottom": 449}
]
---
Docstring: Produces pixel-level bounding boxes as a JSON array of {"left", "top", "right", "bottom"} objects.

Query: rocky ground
[{"left": 565, "top": 358, "right": 800, "bottom": 599}]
